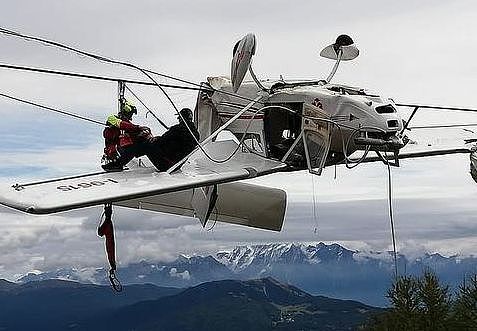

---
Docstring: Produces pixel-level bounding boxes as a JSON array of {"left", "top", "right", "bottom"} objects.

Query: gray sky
[{"left": 1, "top": 0, "right": 477, "bottom": 280}]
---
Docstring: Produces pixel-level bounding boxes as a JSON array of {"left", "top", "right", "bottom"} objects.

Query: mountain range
[
  {"left": 17, "top": 242, "right": 477, "bottom": 306},
  {"left": 0, "top": 277, "right": 381, "bottom": 331}
]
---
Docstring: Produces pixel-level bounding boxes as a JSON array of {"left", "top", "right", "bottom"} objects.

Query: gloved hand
[
  {"left": 136, "top": 126, "right": 153, "bottom": 142},
  {"left": 138, "top": 126, "right": 151, "bottom": 133}
]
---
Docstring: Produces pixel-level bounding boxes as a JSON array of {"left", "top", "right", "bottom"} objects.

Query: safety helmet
[
  {"left": 178, "top": 108, "right": 193, "bottom": 122},
  {"left": 121, "top": 100, "right": 137, "bottom": 115}
]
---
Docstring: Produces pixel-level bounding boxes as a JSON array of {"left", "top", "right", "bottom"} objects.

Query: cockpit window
[{"left": 375, "top": 105, "right": 396, "bottom": 114}]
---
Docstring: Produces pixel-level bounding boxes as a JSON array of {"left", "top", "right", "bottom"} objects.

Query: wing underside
[
  {"left": 117, "top": 182, "right": 287, "bottom": 231},
  {"left": 0, "top": 140, "right": 287, "bottom": 214}
]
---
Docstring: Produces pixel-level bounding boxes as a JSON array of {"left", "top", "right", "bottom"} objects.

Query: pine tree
[
  {"left": 451, "top": 274, "right": 477, "bottom": 330},
  {"left": 364, "top": 275, "right": 421, "bottom": 331},
  {"left": 417, "top": 270, "right": 451, "bottom": 330},
  {"left": 364, "top": 271, "right": 477, "bottom": 330},
  {"left": 364, "top": 270, "right": 454, "bottom": 331}
]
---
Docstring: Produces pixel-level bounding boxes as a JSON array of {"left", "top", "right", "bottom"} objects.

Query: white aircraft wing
[
  {"left": 361, "top": 146, "right": 472, "bottom": 164},
  {"left": 361, "top": 130, "right": 475, "bottom": 163},
  {"left": 0, "top": 140, "right": 287, "bottom": 215}
]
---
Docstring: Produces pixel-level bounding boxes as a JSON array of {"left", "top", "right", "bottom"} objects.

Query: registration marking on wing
[{"left": 56, "top": 178, "right": 119, "bottom": 192}]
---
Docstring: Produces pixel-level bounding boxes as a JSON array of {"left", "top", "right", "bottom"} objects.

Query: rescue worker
[
  {"left": 146, "top": 108, "right": 199, "bottom": 171},
  {"left": 102, "top": 103, "right": 199, "bottom": 172},
  {"left": 102, "top": 100, "right": 150, "bottom": 171}
]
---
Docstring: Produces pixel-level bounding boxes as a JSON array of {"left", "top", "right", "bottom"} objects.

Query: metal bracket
[
  {"left": 400, "top": 106, "right": 419, "bottom": 135},
  {"left": 118, "top": 81, "right": 126, "bottom": 112}
]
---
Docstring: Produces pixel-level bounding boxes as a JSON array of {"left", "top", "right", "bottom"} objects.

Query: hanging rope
[
  {"left": 384, "top": 152, "right": 399, "bottom": 278},
  {"left": 311, "top": 173, "right": 319, "bottom": 234}
]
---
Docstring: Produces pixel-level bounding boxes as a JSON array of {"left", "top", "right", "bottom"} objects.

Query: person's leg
[
  {"left": 102, "top": 145, "right": 135, "bottom": 171},
  {"left": 146, "top": 152, "right": 170, "bottom": 171},
  {"left": 130, "top": 141, "right": 151, "bottom": 158},
  {"left": 143, "top": 138, "right": 172, "bottom": 171}
]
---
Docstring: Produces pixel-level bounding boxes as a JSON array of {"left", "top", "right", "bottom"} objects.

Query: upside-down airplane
[{"left": 1, "top": 32, "right": 476, "bottom": 286}]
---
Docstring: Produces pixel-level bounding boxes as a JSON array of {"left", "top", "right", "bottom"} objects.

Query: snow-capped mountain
[
  {"left": 18, "top": 254, "right": 233, "bottom": 287},
  {"left": 216, "top": 242, "right": 355, "bottom": 271},
  {"left": 15, "top": 242, "right": 477, "bottom": 306}
]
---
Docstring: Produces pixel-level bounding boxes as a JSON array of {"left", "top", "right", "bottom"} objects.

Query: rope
[
  {"left": 311, "top": 173, "right": 318, "bottom": 234},
  {"left": 382, "top": 151, "right": 398, "bottom": 278}
]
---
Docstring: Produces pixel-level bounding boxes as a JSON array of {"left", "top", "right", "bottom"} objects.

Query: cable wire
[
  {"left": 0, "top": 27, "right": 267, "bottom": 105},
  {"left": 0, "top": 63, "right": 202, "bottom": 91},
  {"left": 0, "top": 27, "right": 391, "bottom": 171},
  {"left": 124, "top": 84, "right": 169, "bottom": 130},
  {"left": 0, "top": 26, "right": 267, "bottom": 165},
  {"left": 0, "top": 92, "right": 106, "bottom": 126}
]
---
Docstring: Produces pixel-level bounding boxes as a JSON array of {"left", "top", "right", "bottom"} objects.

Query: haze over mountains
[{"left": 17, "top": 242, "right": 477, "bottom": 306}]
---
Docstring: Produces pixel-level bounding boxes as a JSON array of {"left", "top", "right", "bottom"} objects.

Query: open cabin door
[
  {"left": 263, "top": 102, "right": 303, "bottom": 160},
  {"left": 302, "top": 104, "right": 332, "bottom": 175}
]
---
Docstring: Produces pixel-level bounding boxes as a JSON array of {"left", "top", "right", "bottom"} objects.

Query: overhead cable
[
  {"left": 0, "top": 63, "right": 201, "bottom": 91},
  {"left": 0, "top": 92, "right": 106, "bottom": 126},
  {"left": 0, "top": 26, "right": 265, "bottom": 165},
  {"left": 0, "top": 27, "right": 202, "bottom": 143},
  {"left": 0, "top": 27, "right": 267, "bottom": 105},
  {"left": 124, "top": 84, "right": 169, "bottom": 130}
]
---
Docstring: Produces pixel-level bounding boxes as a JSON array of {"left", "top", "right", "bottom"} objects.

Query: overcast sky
[{"left": 1, "top": 0, "right": 477, "bottom": 280}]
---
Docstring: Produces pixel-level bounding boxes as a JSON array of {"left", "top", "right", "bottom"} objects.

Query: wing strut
[{"left": 97, "top": 203, "right": 122, "bottom": 292}]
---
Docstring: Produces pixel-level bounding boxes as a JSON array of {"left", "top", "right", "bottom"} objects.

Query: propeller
[{"left": 231, "top": 33, "right": 256, "bottom": 93}]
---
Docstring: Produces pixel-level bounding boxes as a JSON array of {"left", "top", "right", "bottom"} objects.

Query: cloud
[
  {"left": 1, "top": 0, "right": 477, "bottom": 281},
  {"left": 1, "top": 182, "right": 477, "bottom": 281}
]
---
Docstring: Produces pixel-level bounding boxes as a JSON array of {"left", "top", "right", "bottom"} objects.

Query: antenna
[
  {"left": 231, "top": 33, "right": 266, "bottom": 92},
  {"left": 320, "top": 35, "right": 359, "bottom": 83}
]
